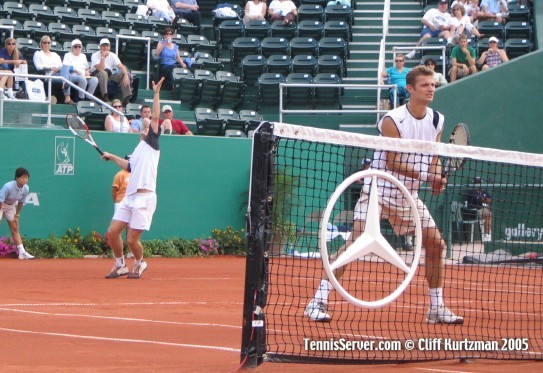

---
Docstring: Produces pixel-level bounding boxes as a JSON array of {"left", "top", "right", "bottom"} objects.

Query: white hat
[
  {"left": 162, "top": 105, "right": 173, "bottom": 112},
  {"left": 99, "top": 38, "right": 110, "bottom": 45},
  {"left": 488, "top": 36, "right": 500, "bottom": 43},
  {"left": 71, "top": 39, "right": 82, "bottom": 47}
]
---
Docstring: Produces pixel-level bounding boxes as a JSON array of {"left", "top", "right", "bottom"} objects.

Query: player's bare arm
[
  {"left": 150, "top": 78, "right": 165, "bottom": 134},
  {"left": 381, "top": 117, "right": 422, "bottom": 180}
]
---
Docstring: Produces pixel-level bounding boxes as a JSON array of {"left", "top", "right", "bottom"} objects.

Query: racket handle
[{"left": 94, "top": 146, "right": 107, "bottom": 160}]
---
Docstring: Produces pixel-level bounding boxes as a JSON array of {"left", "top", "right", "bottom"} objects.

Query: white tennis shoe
[
  {"left": 128, "top": 260, "right": 148, "bottom": 279},
  {"left": 18, "top": 251, "right": 35, "bottom": 260},
  {"left": 105, "top": 264, "right": 129, "bottom": 279},
  {"left": 304, "top": 300, "right": 331, "bottom": 322},
  {"left": 427, "top": 306, "right": 464, "bottom": 324}
]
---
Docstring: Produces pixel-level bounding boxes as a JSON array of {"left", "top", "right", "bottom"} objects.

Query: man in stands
[
  {"left": 170, "top": 0, "right": 201, "bottom": 30},
  {"left": 159, "top": 105, "right": 193, "bottom": 135}
]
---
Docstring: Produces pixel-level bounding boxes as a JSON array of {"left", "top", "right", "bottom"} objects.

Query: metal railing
[{"left": 114, "top": 34, "right": 152, "bottom": 90}]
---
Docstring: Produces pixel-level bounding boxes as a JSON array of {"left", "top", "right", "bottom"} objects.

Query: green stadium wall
[{"left": 0, "top": 128, "right": 251, "bottom": 240}]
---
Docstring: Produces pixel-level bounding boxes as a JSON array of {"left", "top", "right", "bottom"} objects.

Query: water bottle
[{"left": 14, "top": 82, "right": 19, "bottom": 91}]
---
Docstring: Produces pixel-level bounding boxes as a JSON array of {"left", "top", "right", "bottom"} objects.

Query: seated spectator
[
  {"left": 450, "top": 3, "right": 483, "bottom": 41},
  {"left": 33, "top": 35, "right": 75, "bottom": 105},
  {"left": 465, "top": 0, "right": 485, "bottom": 25},
  {"left": 268, "top": 0, "right": 298, "bottom": 25},
  {"left": 155, "top": 27, "right": 187, "bottom": 90},
  {"left": 62, "top": 39, "right": 99, "bottom": 102},
  {"left": 465, "top": 176, "right": 492, "bottom": 242},
  {"left": 406, "top": 0, "right": 452, "bottom": 59},
  {"left": 0, "top": 38, "right": 26, "bottom": 99},
  {"left": 477, "top": 36, "right": 508, "bottom": 70},
  {"left": 171, "top": 0, "right": 201, "bottom": 30},
  {"left": 147, "top": 0, "right": 176, "bottom": 23},
  {"left": 450, "top": 0, "right": 468, "bottom": 11},
  {"left": 480, "top": 0, "right": 508, "bottom": 23},
  {"left": 105, "top": 99, "right": 134, "bottom": 133},
  {"left": 90, "top": 38, "right": 133, "bottom": 105},
  {"left": 424, "top": 58, "right": 448, "bottom": 87},
  {"left": 327, "top": 0, "right": 351, "bottom": 7},
  {"left": 243, "top": 0, "right": 268, "bottom": 24},
  {"left": 130, "top": 104, "right": 152, "bottom": 133},
  {"left": 159, "top": 105, "right": 193, "bottom": 135},
  {"left": 448, "top": 34, "right": 477, "bottom": 82},
  {"left": 380, "top": 54, "right": 410, "bottom": 106}
]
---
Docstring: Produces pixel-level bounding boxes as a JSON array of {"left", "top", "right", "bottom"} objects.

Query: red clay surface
[{"left": 0, "top": 257, "right": 541, "bottom": 372}]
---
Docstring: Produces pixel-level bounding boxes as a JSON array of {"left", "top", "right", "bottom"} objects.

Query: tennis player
[
  {"left": 101, "top": 77, "right": 165, "bottom": 279},
  {"left": 305, "top": 66, "right": 464, "bottom": 324},
  {"left": 0, "top": 167, "right": 34, "bottom": 259}
]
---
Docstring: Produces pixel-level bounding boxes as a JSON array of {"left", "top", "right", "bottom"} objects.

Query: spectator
[
  {"left": 90, "top": 38, "right": 133, "bottom": 105},
  {"left": 243, "top": 0, "right": 268, "bottom": 24},
  {"left": 130, "top": 104, "right": 152, "bottom": 133},
  {"left": 465, "top": 176, "right": 492, "bottom": 242},
  {"left": 380, "top": 53, "right": 410, "bottom": 106},
  {"left": 112, "top": 168, "right": 131, "bottom": 212},
  {"left": 424, "top": 58, "right": 448, "bottom": 87},
  {"left": 147, "top": 0, "right": 176, "bottom": 23},
  {"left": 406, "top": 0, "right": 452, "bottom": 60},
  {"left": 480, "top": 0, "right": 508, "bottom": 23},
  {"left": 477, "top": 36, "right": 508, "bottom": 70},
  {"left": 450, "top": 0, "right": 468, "bottom": 11},
  {"left": 155, "top": 27, "right": 187, "bottom": 90},
  {"left": 0, "top": 38, "right": 26, "bottom": 99},
  {"left": 33, "top": 35, "right": 74, "bottom": 105},
  {"left": 171, "top": 0, "right": 201, "bottom": 30},
  {"left": 159, "top": 105, "right": 193, "bottom": 135},
  {"left": 268, "top": 0, "right": 298, "bottom": 25},
  {"left": 105, "top": 99, "right": 134, "bottom": 133},
  {"left": 62, "top": 39, "right": 99, "bottom": 103},
  {"left": 448, "top": 34, "right": 477, "bottom": 82},
  {"left": 450, "top": 3, "right": 484, "bottom": 41},
  {"left": 465, "top": 0, "right": 485, "bottom": 25}
]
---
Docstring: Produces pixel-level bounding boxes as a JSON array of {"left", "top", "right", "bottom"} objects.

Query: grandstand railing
[
  {"left": 377, "top": 0, "right": 392, "bottom": 124},
  {"left": 0, "top": 72, "right": 124, "bottom": 128},
  {"left": 392, "top": 45, "right": 447, "bottom": 77},
  {"left": 0, "top": 25, "right": 14, "bottom": 39},
  {"left": 113, "top": 34, "right": 152, "bottom": 90},
  {"left": 278, "top": 82, "right": 397, "bottom": 126}
]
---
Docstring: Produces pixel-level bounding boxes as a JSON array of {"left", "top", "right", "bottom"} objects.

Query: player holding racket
[
  {"left": 101, "top": 77, "right": 165, "bottom": 279},
  {"left": 306, "top": 66, "right": 464, "bottom": 324}
]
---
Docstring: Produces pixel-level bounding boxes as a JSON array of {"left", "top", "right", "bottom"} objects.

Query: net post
[{"left": 240, "top": 122, "right": 274, "bottom": 368}]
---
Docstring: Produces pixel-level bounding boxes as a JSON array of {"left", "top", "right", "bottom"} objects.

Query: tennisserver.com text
[{"left": 303, "top": 338, "right": 529, "bottom": 352}]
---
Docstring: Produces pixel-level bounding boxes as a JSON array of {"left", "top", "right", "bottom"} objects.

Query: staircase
[{"left": 340, "top": 0, "right": 422, "bottom": 131}]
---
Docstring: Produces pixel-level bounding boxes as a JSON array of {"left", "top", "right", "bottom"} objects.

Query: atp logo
[{"left": 55, "top": 137, "right": 75, "bottom": 175}]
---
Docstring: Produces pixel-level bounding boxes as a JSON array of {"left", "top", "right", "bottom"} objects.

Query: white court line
[
  {"left": 0, "top": 308, "right": 241, "bottom": 330},
  {"left": 0, "top": 327, "right": 239, "bottom": 353},
  {"left": 0, "top": 301, "right": 242, "bottom": 307},
  {"left": 416, "top": 369, "right": 471, "bottom": 373}
]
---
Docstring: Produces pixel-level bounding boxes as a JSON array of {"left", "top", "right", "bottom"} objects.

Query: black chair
[
  {"left": 291, "top": 54, "right": 317, "bottom": 75},
  {"left": 266, "top": 54, "right": 292, "bottom": 76},
  {"left": 218, "top": 19, "right": 245, "bottom": 52},
  {"left": 126, "top": 13, "right": 154, "bottom": 33},
  {"left": 196, "top": 69, "right": 222, "bottom": 109},
  {"left": 324, "top": 20, "right": 350, "bottom": 41},
  {"left": 318, "top": 37, "right": 348, "bottom": 60},
  {"left": 504, "top": 38, "right": 533, "bottom": 59},
  {"left": 0, "top": 19, "right": 25, "bottom": 39},
  {"left": 317, "top": 54, "right": 344, "bottom": 77},
  {"left": 240, "top": 110, "right": 264, "bottom": 137},
  {"left": 504, "top": 21, "right": 532, "bottom": 41},
  {"left": 48, "top": 22, "right": 74, "bottom": 44},
  {"left": 16, "top": 38, "right": 40, "bottom": 62},
  {"left": 195, "top": 108, "right": 224, "bottom": 136},
  {"left": 284, "top": 72, "right": 313, "bottom": 108},
  {"left": 1, "top": 2, "right": 29, "bottom": 20},
  {"left": 218, "top": 108, "right": 247, "bottom": 137},
  {"left": 78, "top": 8, "right": 108, "bottom": 29},
  {"left": 148, "top": 15, "right": 170, "bottom": 34},
  {"left": 507, "top": 4, "right": 531, "bottom": 23},
  {"left": 297, "top": 20, "right": 324, "bottom": 39},
  {"left": 123, "top": 0, "right": 142, "bottom": 13},
  {"left": 260, "top": 37, "right": 290, "bottom": 58},
  {"left": 67, "top": 0, "right": 90, "bottom": 10},
  {"left": 77, "top": 101, "right": 107, "bottom": 131},
  {"left": 53, "top": 6, "right": 80, "bottom": 27},
  {"left": 212, "top": 3, "right": 242, "bottom": 38},
  {"left": 216, "top": 71, "right": 246, "bottom": 111},
  {"left": 176, "top": 18, "right": 199, "bottom": 35},
  {"left": 230, "top": 37, "right": 261, "bottom": 70},
  {"left": 477, "top": 21, "right": 504, "bottom": 40},
  {"left": 103, "top": 10, "right": 131, "bottom": 30},
  {"left": 108, "top": 0, "right": 130, "bottom": 13},
  {"left": 241, "top": 54, "right": 267, "bottom": 86},
  {"left": 324, "top": 4, "right": 353, "bottom": 28},
  {"left": 289, "top": 37, "right": 318, "bottom": 57},
  {"left": 118, "top": 29, "right": 146, "bottom": 70},
  {"left": 186, "top": 34, "right": 217, "bottom": 57},
  {"left": 31, "top": 4, "right": 58, "bottom": 24},
  {"left": 256, "top": 73, "right": 285, "bottom": 109},
  {"left": 172, "top": 68, "right": 200, "bottom": 109},
  {"left": 314, "top": 72, "right": 342, "bottom": 109},
  {"left": 270, "top": 20, "right": 296, "bottom": 39},
  {"left": 420, "top": 37, "right": 447, "bottom": 57},
  {"left": 72, "top": 25, "right": 98, "bottom": 45},
  {"left": 141, "top": 31, "right": 163, "bottom": 49},
  {"left": 244, "top": 20, "right": 271, "bottom": 39},
  {"left": 297, "top": 4, "right": 325, "bottom": 22},
  {"left": 22, "top": 21, "right": 50, "bottom": 41}
]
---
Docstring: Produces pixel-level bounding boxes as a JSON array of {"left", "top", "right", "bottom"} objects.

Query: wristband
[{"left": 419, "top": 172, "right": 429, "bottom": 182}]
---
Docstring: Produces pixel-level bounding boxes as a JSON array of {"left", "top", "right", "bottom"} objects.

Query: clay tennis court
[{"left": 0, "top": 257, "right": 541, "bottom": 372}]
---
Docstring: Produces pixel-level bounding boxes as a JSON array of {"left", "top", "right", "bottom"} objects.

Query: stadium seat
[
  {"left": 186, "top": 34, "right": 217, "bottom": 57},
  {"left": 270, "top": 20, "right": 296, "bottom": 39},
  {"left": 76, "top": 101, "right": 107, "bottom": 131},
  {"left": 195, "top": 108, "right": 224, "bottom": 136},
  {"left": 0, "top": 19, "right": 25, "bottom": 39},
  {"left": 504, "top": 21, "right": 532, "bottom": 41},
  {"left": 78, "top": 9, "right": 108, "bottom": 29},
  {"left": 324, "top": 4, "right": 353, "bottom": 29},
  {"left": 324, "top": 20, "right": 350, "bottom": 41},
  {"left": 476, "top": 38, "right": 504, "bottom": 57},
  {"left": 230, "top": 37, "right": 261, "bottom": 70},
  {"left": 297, "top": 20, "right": 324, "bottom": 39},
  {"left": 241, "top": 55, "right": 267, "bottom": 86},
  {"left": 504, "top": 38, "right": 533, "bottom": 59},
  {"left": 477, "top": 21, "right": 504, "bottom": 40},
  {"left": 507, "top": 4, "right": 531, "bottom": 23},
  {"left": 16, "top": 38, "right": 40, "bottom": 63},
  {"left": 48, "top": 22, "right": 74, "bottom": 44},
  {"left": 123, "top": 0, "right": 142, "bottom": 13},
  {"left": 67, "top": 0, "right": 90, "bottom": 10},
  {"left": 260, "top": 37, "right": 290, "bottom": 58},
  {"left": 124, "top": 103, "right": 142, "bottom": 120},
  {"left": 72, "top": 25, "right": 99, "bottom": 45},
  {"left": 297, "top": 4, "right": 325, "bottom": 23},
  {"left": 289, "top": 37, "right": 318, "bottom": 57},
  {"left": 420, "top": 37, "right": 447, "bottom": 57},
  {"left": 218, "top": 19, "right": 245, "bottom": 52},
  {"left": 103, "top": 10, "right": 131, "bottom": 30},
  {"left": 284, "top": 73, "right": 314, "bottom": 108},
  {"left": 240, "top": 110, "right": 264, "bottom": 137},
  {"left": 147, "top": 15, "right": 170, "bottom": 34},
  {"left": 172, "top": 68, "right": 200, "bottom": 109},
  {"left": 88, "top": 0, "right": 110, "bottom": 12},
  {"left": 31, "top": 4, "right": 58, "bottom": 24},
  {"left": 216, "top": 71, "right": 246, "bottom": 111},
  {"left": 95, "top": 27, "right": 118, "bottom": 43},
  {"left": 244, "top": 20, "right": 271, "bottom": 40},
  {"left": 291, "top": 54, "right": 317, "bottom": 75},
  {"left": 22, "top": 21, "right": 49, "bottom": 41},
  {"left": 266, "top": 54, "right": 292, "bottom": 76},
  {"left": 195, "top": 70, "right": 222, "bottom": 109},
  {"left": 212, "top": 3, "right": 242, "bottom": 33},
  {"left": 314, "top": 72, "right": 342, "bottom": 109},
  {"left": 176, "top": 18, "right": 199, "bottom": 35},
  {"left": 108, "top": 0, "right": 130, "bottom": 13},
  {"left": 1, "top": 2, "right": 29, "bottom": 20},
  {"left": 318, "top": 37, "right": 348, "bottom": 60},
  {"left": 256, "top": 73, "right": 285, "bottom": 109},
  {"left": 317, "top": 54, "right": 344, "bottom": 77},
  {"left": 218, "top": 109, "right": 247, "bottom": 137},
  {"left": 53, "top": 6, "right": 80, "bottom": 27},
  {"left": 118, "top": 29, "right": 146, "bottom": 70},
  {"left": 126, "top": 14, "right": 154, "bottom": 33},
  {"left": 141, "top": 31, "right": 163, "bottom": 49}
]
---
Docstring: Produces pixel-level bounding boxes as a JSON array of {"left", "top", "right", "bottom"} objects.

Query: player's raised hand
[{"left": 152, "top": 77, "right": 165, "bottom": 93}]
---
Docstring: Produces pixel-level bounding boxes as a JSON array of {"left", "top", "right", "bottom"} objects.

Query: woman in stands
[
  {"left": 243, "top": 0, "right": 267, "bottom": 24},
  {"left": 105, "top": 99, "right": 134, "bottom": 133},
  {"left": 450, "top": 3, "right": 484, "bottom": 41},
  {"left": 155, "top": 27, "right": 187, "bottom": 91},
  {"left": 0, "top": 38, "right": 26, "bottom": 99}
]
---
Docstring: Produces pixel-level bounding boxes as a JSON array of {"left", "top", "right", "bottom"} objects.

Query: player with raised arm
[
  {"left": 305, "top": 66, "right": 464, "bottom": 324},
  {"left": 101, "top": 77, "right": 165, "bottom": 279}
]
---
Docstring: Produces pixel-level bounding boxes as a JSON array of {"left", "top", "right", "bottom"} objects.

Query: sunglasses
[
  {"left": 113, "top": 105, "right": 123, "bottom": 108},
  {"left": 164, "top": 32, "right": 173, "bottom": 35},
  {"left": 7, "top": 42, "right": 15, "bottom": 45},
  {"left": 42, "top": 41, "right": 51, "bottom": 44},
  {"left": 395, "top": 59, "right": 404, "bottom": 62},
  {"left": 73, "top": 45, "right": 82, "bottom": 48}
]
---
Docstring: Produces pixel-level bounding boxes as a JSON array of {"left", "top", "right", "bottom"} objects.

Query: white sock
[
  {"left": 136, "top": 258, "right": 145, "bottom": 265},
  {"left": 115, "top": 256, "right": 125, "bottom": 267},
  {"left": 314, "top": 279, "right": 332, "bottom": 303},
  {"left": 17, "top": 244, "right": 25, "bottom": 253},
  {"left": 429, "top": 287, "right": 443, "bottom": 309}
]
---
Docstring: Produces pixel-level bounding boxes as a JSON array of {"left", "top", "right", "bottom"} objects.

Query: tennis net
[{"left": 241, "top": 122, "right": 543, "bottom": 366}]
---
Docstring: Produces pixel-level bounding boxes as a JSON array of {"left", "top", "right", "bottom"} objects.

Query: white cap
[
  {"left": 99, "top": 38, "right": 110, "bottom": 45},
  {"left": 488, "top": 36, "right": 500, "bottom": 43},
  {"left": 162, "top": 105, "right": 173, "bottom": 112},
  {"left": 71, "top": 39, "right": 82, "bottom": 47}
]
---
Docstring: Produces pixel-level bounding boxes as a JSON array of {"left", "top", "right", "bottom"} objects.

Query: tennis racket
[
  {"left": 66, "top": 114, "right": 104, "bottom": 156},
  {"left": 442, "top": 122, "right": 471, "bottom": 177}
]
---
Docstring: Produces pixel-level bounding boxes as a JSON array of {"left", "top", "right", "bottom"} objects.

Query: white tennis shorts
[
  {"left": 353, "top": 192, "right": 436, "bottom": 235},
  {"left": 0, "top": 203, "right": 16, "bottom": 222},
  {"left": 113, "top": 192, "right": 157, "bottom": 231}
]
